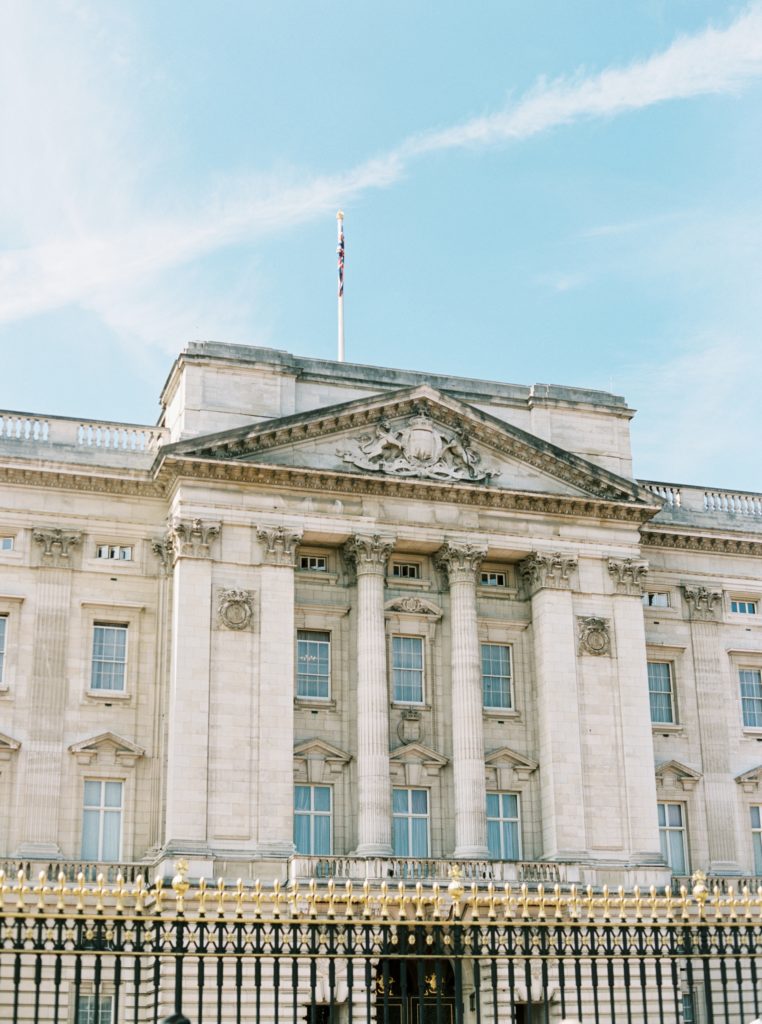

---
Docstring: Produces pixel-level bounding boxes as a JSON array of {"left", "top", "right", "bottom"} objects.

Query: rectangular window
[
  {"left": 392, "top": 788, "right": 429, "bottom": 857},
  {"left": 296, "top": 630, "right": 331, "bottom": 699},
  {"left": 294, "top": 784, "right": 331, "bottom": 855},
  {"left": 740, "top": 669, "right": 762, "bottom": 728},
  {"left": 391, "top": 562, "right": 421, "bottom": 580},
  {"left": 91, "top": 624, "right": 127, "bottom": 692},
  {"left": 648, "top": 661, "right": 675, "bottom": 724},
  {"left": 642, "top": 592, "right": 670, "bottom": 608},
  {"left": 482, "top": 643, "right": 512, "bottom": 709},
  {"left": 78, "top": 995, "right": 114, "bottom": 1024},
  {"left": 732, "top": 599, "right": 758, "bottom": 615},
  {"left": 82, "top": 780, "right": 123, "bottom": 861},
  {"left": 751, "top": 807, "right": 762, "bottom": 875},
  {"left": 480, "top": 570, "right": 507, "bottom": 587},
  {"left": 486, "top": 792, "right": 521, "bottom": 860},
  {"left": 392, "top": 635, "right": 424, "bottom": 703},
  {"left": 96, "top": 544, "right": 132, "bottom": 561},
  {"left": 0, "top": 615, "right": 6, "bottom": 683},
  {"left": 0, "top": 537, "right": 14, "bottom": 551},
  {"left": 658, "top": 802, "right": 687, "bottom": 874},
  {"left": 299, "top": 555, "right": 327, "bottom": 572}
]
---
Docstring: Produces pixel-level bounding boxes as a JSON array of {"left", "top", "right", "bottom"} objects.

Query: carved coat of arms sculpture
[{"left": 338, "top": 413, "right": 497, "bottom": 483}]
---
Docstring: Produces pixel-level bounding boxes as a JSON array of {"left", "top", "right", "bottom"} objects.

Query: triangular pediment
[
  {"left": 389, "top": 741, "right": 448, "bottom": 785},
  {"left": 293, "top": 738, "right": 352, "bottom": 765},
  {"left": 69, "top": 732, "right": 145, "bottom": 766},
  {"left": 485, "top": 747, "right": 538, "bottom": 773},
  {"left": 736, "top": 765, "right": 762, "bottom": 793},
  {"left": 655, "top": 759, "right": 702, "bottom": 792},
  {"left": 390, "top": 742, "right": 449, "bottom": 767},
  {"left": 0, "top": 732, "right": 21, "bottom": 760},
  {"left": 293, "top": 738, "right": 352, "bottom": 782},
  {"left": 163, "top": 385, "right": 654, "bottom": 506}
]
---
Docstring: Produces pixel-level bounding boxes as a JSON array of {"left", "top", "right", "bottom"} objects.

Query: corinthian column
[
  {"left": 344, "top": 534, "right": 395, "bottom": 856},
  {"left": 435, "top": 541, "right": 489, "bottom": 858}
]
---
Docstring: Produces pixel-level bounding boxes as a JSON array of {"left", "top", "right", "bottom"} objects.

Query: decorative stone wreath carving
[
  {"left": 338, "top": 411, "right": 498, "bottom": 483},
  {"left": 577, "top": 616, "right": 611, "bottom": 657},
  {"left": 384, "top": 596, "right": 442, "bottom": 618},
  {"left": 217, "top": 589, "right": 255, "bottom": 631}
]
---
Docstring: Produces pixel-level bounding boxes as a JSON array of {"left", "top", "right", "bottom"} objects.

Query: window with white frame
[
  {"left": 648, "top": 661, "right": 675, "bottom": 724},
  {"left": 294, "top": 784, "right": 332, "bottom": 855},
  {"left": 480, "top": 570, "right": 507, "bottom": 588},
  {"left": 77, "top": 994, "right": 114, "bottom": 1024},
  {"left": 96, "top": 544, "right": 132, "bottom": 561},
  {"left": 642, "top": 592, "right": 670, "bottom": 608},
  {"left": 740, "top": 669, "right": 762, "bottom": 728},
  {"left": 299, "top": 554, "right": 328, "bottom": 572},
  {"left": 392, "top": 635, "right": 424, "bottom": 703},
  {"left": 731, "top": 599, "right": 758, "bottom": 615},
  {"left": 91, "top": 624, "right": 128, "bottom": 692},
  {"left": 751, "top": 807, "right": 762, "bottom": 875},
  {"left": 392, "top": 788, "right": 429, "bottom": 857},
  {"left": 82, "top": 780, "right": 123, "bottom": 861},
  {"left": 0, "top": 536, "right": 14, "bottom": 552},
  {"left": 0, "top": 614, "right": 6, "bottom": 683},
  {"left": 391, "top": 561, "right": 421, "bottom": 580},
  {"left": 296, "top": 630, "right": 331, "bottom": 699},
  {"left": 658, "top": 802, "right": 688, "bottom": 874},
  {"left": 481, "top": 643, "right": 512, "bottom": 709},
  {"left": 486, "top": 792, "right": 521, "bottom": 860}
]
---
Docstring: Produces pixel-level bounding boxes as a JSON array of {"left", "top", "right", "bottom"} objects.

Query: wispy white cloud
[{"left": 2, "top": 2, "right": 762, "bottom": 340}]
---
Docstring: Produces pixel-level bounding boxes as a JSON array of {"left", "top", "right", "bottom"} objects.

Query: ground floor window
[
  {"left": 486, "top": 792, "right": 521, "bottom": 860},
  {"left": 658, "top": 801, "right": 688, "bottom": 874},
  {"left": 294, "top": 784, "right": 331, "bottom": 855},
  {"left": 392, "top": 788, "right": 429, "bottom": 857}
]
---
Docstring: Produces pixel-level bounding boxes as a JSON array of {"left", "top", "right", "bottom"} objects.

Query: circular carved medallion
[{"left": 219, "top": 590, "right": 253, "bottom": 631}]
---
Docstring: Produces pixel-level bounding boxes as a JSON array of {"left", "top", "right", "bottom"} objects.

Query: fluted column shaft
[
  {"left": 345, "top": 535, "right": 394, "bottom": 856},
  {"left": 437, "top": 542, "right": 489, "bottom": 858}
]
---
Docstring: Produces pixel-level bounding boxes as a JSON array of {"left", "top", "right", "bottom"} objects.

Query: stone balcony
[{"left": 288, "top": 856, "right": 564, "bottom": 885}]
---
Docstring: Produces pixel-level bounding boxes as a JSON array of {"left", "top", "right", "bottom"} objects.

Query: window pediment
[
  {"left": 294, "top": 738, "right": 352, "bottom": 783},
  {"left": 0, "top": 732, "right": 21, "bottom": 761},
  {"left": 736, "top": 765, "right": 762, "bottom": 793},
  {"left": 484, "top": 746, "right": 538, "bottom": 787},
  {"left": 68, "top": 732, "right": 145, "bottom": 767},
  {"left": 389, "top": 742, "right": 448, "bottom": 787},
  {"left": 384, "top": 596, "right": 442, "bottom": 620},
  {"left": 655, "top": 759, "right": 702, "bottom": 792}
]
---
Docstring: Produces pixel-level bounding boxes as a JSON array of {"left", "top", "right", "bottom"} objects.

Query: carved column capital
[
  {"left": 434, "top": 541, "right": 487, "bottom": 586},
  {"left": 256, "top": 525, "right": 302, "bottom": 567},
  {"left": 608, "top": 558, "right": 649, "bottom": 596},
  {"left": 169, "top": 518, "right": 221, "bottom": 560},
  {"left": 683, "top": 585, "right": 723, "bottom": 621},
  {"left": 342, "top": 534, "right": 395, "bottom": 578},
  {"left": 33, "top": 528, "right": 83, "bottom": 567},
  {"left": 519, "top": 551, "right": 577, "bottom": 596},
  {"left": 151, "top": 535, "right": 174, "bottom": 575}
]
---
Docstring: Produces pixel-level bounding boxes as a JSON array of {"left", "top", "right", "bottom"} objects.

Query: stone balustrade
[
  {"left": 641, "top": 481, "right": 762, "bottom": 519},
  {"left": 0, "top": 858, "right": 149, "bottom": 884},
  {"left": 289, "top": 856, "right": 564, "bottom": 884},
  {"left": 0, "top": 409, "right": 168, "bottom": 452}
]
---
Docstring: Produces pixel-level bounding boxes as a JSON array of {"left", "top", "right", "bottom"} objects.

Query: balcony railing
[
  {"left": 289, "top": 856, "right": 563, "bottom": 884},
  {"left": 0, "top": 410, "right": 168, "bottom": 452},
  {"left": 0, "top": 859, "right": 149, "bottom": 884},
  {"left": 671, "top": 874, "right": 762, "bottom": 895},
  {"left": 641, "top": 480, "right": 762, "bottom": 518}
]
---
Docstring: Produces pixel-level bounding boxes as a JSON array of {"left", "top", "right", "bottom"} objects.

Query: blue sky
[{"left": 1, "top": 1, "right": 761, "bottom": 489}]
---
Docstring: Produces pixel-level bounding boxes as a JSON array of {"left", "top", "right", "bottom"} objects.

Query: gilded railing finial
[{"left": 447, "top": 864, "right": 464, "bottom": 901}]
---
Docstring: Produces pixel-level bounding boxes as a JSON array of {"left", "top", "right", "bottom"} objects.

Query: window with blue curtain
[
  {"left": 486, "top": 792, "right": 521, "bottom": 860},
  {"left": 294, "top": 785, "right": 332, "bottom": 854},
  {"left": 81, "top": 780, "right": 123, "bottom": 861},
  {"left": 392, "top": 788, "right": 429, "bottom": 857}
]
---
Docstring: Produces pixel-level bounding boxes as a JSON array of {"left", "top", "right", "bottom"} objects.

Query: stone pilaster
[
  {"left": 435, "top": 541, "right": 489, "bottom": 858},
  {"left": 519, "top": 551, "right": 587, "bottom": 861},
  {"left": 344, "top": 534, "right": 395, "bottom": 856},
  {"left": 163, "top": 518, "right": 220, "bottom": 861},
  {"left": 15, "top": 529, "right": 82, "bottom": 856},
  {"left": 684, "top": 584, "right": 740, "bottom": 874},
  {"left": 254, "top": 526, "right": 301, "bottom": 857}
]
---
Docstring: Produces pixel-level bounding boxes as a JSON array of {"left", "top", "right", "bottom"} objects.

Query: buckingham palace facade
[{"left": 1, "top": 340, "right": 761, "bottom": 893}]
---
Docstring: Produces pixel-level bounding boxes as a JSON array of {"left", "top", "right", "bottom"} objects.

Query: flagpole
[{"left": 337, "top": 210, "right": 345, "bottom": 362}]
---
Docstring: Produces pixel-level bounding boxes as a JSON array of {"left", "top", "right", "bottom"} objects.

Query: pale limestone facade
[{"left": 1, "top": 341, "right": 761, "bottom": 888}]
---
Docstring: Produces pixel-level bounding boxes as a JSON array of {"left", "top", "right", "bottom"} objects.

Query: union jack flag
[{"left": 337, "top": 223, "right": 345, "bottom": 298}]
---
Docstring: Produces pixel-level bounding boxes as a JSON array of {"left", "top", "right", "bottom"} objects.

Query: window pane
[
  {"left": 487, "top": 820, "right": 501, "bottom": 859},
  {"left": 482, "top": 644, "right": 511, "bottom": 708},
  {"left": 486, "top": 793, "right": 499, "bottom": 817},
  {"left": 294, "top": 814, "right": 310, "bottom": 854},
  {"left": 84, "top": 780, "right": 101, "bottom": 806},
  {"left": 313, "top": 815, "right": 331, "bottom": 855},
  {"left": 411, "top": 789, "right": 428, "bottom": 815},
  {"left": 104, "top": 781, "right": 122, "bottom": 808},
  {"left": 392, "top": 636, "right": 424, "bottom": 703},
  {"left": 313, "top": 786, "right": 331, "bottom": 812},
  {"left": 752, "top": 806, "right": 761, "bottom": 829},
  {"left": 754, "top": 832, "right": 762, "bottom": 875},
  {"left": 296, "top": 631, "right": 330, "bottom": 698},
  {"left": 294, "top": 786, "right": 311, "bottom": 811},
  {"left": 667, "top": 804, "right": 682, "bottom": 827},
  {"left": 82, "top": 809, "right": 100, "bottom": 859},
  {"left": 657, "top": 803, "right": 666, "bottom": 827},
  {"left": 102, "top": 810, "right": 121, "bottom": 860},
  {"left": 392, "top": 788, "right": 409, "bottom": 813},
  {"left": 668, "top": 829, "right": 686, "bottom": 874},
  {"left": 502, "top": 821, "right": 520, "bottom": 860},
  {"left": 502, "top": 793, "right": 519, "bottom": 818},
  {"left": 392, "top": 816, "right": 408, "bottom": 856},
  {"left": 410, "top": 817, "right": 429, "bottom": 857}
]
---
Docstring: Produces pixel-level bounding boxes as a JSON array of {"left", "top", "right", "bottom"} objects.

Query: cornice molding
[{"left": 641, "top": 529, "right": 762, "bottom": 557}]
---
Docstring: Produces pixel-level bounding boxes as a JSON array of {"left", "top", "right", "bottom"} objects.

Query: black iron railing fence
[{"left": 1, "top": 865, "right": 761, "bottom": 1024}]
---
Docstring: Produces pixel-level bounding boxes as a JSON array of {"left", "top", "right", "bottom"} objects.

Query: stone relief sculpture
[
  {"left": 577, "top": 616, "right": 612, "bottom": 657},
  {"left": 338, "top": 412, "right": 498, "bottom": 483}
]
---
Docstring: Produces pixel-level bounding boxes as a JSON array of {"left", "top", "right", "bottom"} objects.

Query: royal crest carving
[
  {"left": 218, "top": 589, "right": 255, "bottom": 631},
  {"left": 338, "top": 412, "right": 498, "bottom": 483},
  {"left": 397, "top": 707, "right": 423, "bottom": 744},
  {"left": 577, "top": 616, "right": 611, "bottom": 657}
]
